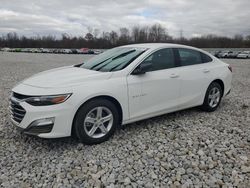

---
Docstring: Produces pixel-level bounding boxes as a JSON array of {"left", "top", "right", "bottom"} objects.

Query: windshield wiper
[
  {"left": 95, "top": 60, "right": 113, "bottom": 71},
  {"left": 109, "top": 50, "right": 146, "bottom": 72},
  {"left": 89, "top": 57, "right": 112, "bottom": 70},
  {"left": 74, "top": 62, "right": 84, "bottom": 67},
  {"left": 108, "top": 61, "right": 126, "bottom": 72}
]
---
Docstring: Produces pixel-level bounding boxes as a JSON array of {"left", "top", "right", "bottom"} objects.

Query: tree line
[{"left": 1, "top": 24, "right": 250, "bottom": 49}]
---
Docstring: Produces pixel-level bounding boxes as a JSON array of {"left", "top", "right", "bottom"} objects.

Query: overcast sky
[{"left": 0, "top": 0, "right": 250, "bottom": 38}]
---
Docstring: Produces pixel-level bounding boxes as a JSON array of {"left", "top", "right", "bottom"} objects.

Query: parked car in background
[
  {"left": 13, "top": 48, "right": 22, "bottom": 52},
  {"left": 71, "top": 49, "right": 78, "bottom": 54},
  {"left": 94, "top": 50, "right": 103, "bottom": 54},
  {"left": 48, "top": 49, "right": 54, "bottom": 53},
  {"left": 88, "top": 49, "right": 95, "bottom": 54},
  {"left": 71, "top": 49, "right": 84, "bottom": 54},
  {"left": 213, "top": 51, "right": 222, "bottom": 58},
  {"left": 219, "top": 51, "right": 234, "bottom": 58},
  {"left": 54, "top": 49, "right": 64, "bottom": 54},
  {"left": 21, "top": 48, "right": 29, "bottom": 53},
  {"left": 76, "top": 49, "right": 83, "bottom": 54},
  {"left": 52, "top": 49, "right": 59, "bottom": 53},
  {"left": 63, "top": 49, "right": 72, "bottom": 54},
  {"left": 41, "top": 48, "right": 50, "bottom": 53},
  {"left": 9, "top": 43, "right": 232, "bottom": 144},
  {"left": 1, "top": 47, "right": 11, "bottom": 52},
  {"left": 80, "top": 48, "right": 89, "bottom": 54},
  {"left": 9, "top": 48, "right": 16, "bottom": 52},
  {"left": 237, "top": 51, "right": 250, "bottom": 59},
  {"left": 80, "top": 48, "right": 94, "bottom": 54},
  {"left": 228, "top": 51, "right": 240, "bottom": 58},
  {"left": 31, "top": 48, "right": 42, "bottom": 53}
]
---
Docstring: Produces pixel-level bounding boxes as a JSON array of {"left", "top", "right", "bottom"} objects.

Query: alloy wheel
[
  {"left": 83, "top": 106, "right": 113, "bottom": 138},
  {"left": 208, "top": 87, "right": 221, "bottom": 108}
]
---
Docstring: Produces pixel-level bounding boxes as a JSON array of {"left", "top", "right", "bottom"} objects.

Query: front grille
[{"left": 9, "top": 93, "right": 27, "bottom": 123}]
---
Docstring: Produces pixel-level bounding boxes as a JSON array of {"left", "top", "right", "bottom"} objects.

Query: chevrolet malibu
[{"left": 10, "top": 43, "right": 232, "bottom": 144}]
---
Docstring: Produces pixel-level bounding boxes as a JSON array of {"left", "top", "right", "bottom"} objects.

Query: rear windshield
[{"left": 81, "top": 47, "right": 147, "bottom": 72}]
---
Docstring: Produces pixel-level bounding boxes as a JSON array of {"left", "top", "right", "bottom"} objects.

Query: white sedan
[
  {"left": 10, "top": 43, "right": 232, "bottom": 144},
  {"left": 237, "top": 51, "right": 250, "bottom": 59}
]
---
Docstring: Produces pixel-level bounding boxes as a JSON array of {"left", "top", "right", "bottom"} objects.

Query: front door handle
[
  {"left": 203, "top": 69, "right": 210, "bottom": 73},
  {"left": 170, "top": 74, "right": 179, "bottom": 78}
]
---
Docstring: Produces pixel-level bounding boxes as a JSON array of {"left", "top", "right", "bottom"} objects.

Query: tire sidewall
[
  {"left": 203, "top": 82, "right": 222, "bottom": 112},
  {"left": 74, "top": 99, "right": 119, "bottom": 144}
]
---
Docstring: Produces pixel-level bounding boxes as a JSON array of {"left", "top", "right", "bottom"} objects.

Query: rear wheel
[
  {"left": 201, "top": 82, "right": 222, "bottom": 112},
  {"left": 73, "top": 99, "right": 119, "bottom": 144}
]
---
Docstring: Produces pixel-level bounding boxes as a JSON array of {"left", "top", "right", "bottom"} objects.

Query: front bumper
[
  {"left": 13, "top": 117, "right": 55, "bottom": 136},
  {"left": 10, "top": 96, "right": 74, "bottom": 138},
  {"left": 13, "top": 120, "right": 54, "bottom": 136}
]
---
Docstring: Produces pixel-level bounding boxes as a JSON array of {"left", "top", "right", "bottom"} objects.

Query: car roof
[
  {"left": 121, "top": 43, "right": 192, "bottom": 48},
  {"left": 121, "top": 43, "right": 201, "bottom": 51}
]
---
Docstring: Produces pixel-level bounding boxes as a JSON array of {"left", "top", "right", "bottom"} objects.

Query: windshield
[{"left": 80, "top": 47, "right": 147, "bottom": 72}]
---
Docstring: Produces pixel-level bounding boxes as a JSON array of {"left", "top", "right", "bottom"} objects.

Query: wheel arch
[
  {"left": 211, "top": 79, "right": 225, "bottom": 96},
  {"left": 71, "top": 95, "right": 123, "bottom": 136}
]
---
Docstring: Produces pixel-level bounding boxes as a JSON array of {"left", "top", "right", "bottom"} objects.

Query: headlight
[{"left": 25, "top": 94, "right": 72, "bottom": 106}]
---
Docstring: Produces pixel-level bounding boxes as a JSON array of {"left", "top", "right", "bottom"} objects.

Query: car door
[
  {"left": 175, "top": 48, "right": 214, "bottom": 109},
  {"left": 126, "top": 48, "right": 181, "bottom": 120}
]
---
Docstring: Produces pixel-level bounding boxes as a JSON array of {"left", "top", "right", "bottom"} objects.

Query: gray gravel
[{"left": 0, "top": 52, "right": 250, "bottom": 187}]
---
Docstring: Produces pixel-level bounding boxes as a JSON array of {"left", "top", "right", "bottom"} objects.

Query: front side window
[
  {"left": 178, "top": 48, "right": 203, "bottom": 66},
  {"left": 81, "top": 47, "right": 147, "bottom": 72},
  {"left": 140, "top": 48, "right": 175, "bottom": 71}
]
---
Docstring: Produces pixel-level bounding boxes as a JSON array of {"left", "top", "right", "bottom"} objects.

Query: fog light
[
  {"left": 24, "top": 117, "right": 55, "bottom": 135},
  {"left": 31, "top": 117, "right": 55, "bottom": 126}
]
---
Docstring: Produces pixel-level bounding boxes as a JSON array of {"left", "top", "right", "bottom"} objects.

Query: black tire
[
  {"left": 73, "top": 99, "right": 119, "bottom": 145},
  {"left": 201, "top": 82, "right": 223, "bottom": 112}
]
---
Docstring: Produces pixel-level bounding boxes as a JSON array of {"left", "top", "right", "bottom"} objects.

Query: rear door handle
[
  {"left": 170, "top": 74, "right": 179, "bottom": 78},
  {"left": 203, "top": 69, "right": 210, "bottom": 73}
]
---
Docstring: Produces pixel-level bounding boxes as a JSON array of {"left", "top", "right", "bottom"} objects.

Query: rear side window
[
  {"left": 178, "top": 48, "right": 203, "bottom": 66},
  {"left": 141, "top": 48, "right": 175, "bottom": 71},
  {"left": 201, "top": 52, "right": 213, "bottom": 63}
]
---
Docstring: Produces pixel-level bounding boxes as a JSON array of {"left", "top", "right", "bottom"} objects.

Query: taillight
[{"left": 228, "top": 65, "right": 232, "bottom": 72}]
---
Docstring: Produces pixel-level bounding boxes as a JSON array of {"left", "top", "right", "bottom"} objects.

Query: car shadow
[
  {"left": 121, "top": 106, "right": 202, "bottom": 130},
  {"left": 6, "top": 103, "right": 224, "bottom": 152}
]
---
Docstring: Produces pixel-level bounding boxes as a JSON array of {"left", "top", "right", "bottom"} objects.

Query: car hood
[{"left": 21, "top": 66, "right": 112, "bottom": 88}]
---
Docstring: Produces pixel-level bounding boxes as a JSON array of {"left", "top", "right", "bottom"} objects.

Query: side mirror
[{"left": 132, "top": 63, "right": 152, "bottom": 75}]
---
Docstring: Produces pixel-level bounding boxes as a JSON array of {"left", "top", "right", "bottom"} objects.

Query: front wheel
[
  {"left": 73, "top": 99, "right": 119, "bottom": 144},
  {"left": 201, "top": 82, "right": 222, "bottom": 112}
]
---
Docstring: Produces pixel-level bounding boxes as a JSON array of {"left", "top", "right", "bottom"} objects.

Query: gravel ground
[{"left": 0, "top": 52, "right": 249, "bottom": 188}]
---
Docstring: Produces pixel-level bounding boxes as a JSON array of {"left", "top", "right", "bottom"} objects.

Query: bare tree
[
  {"left": 85, "top": 33, "right": 94, "bottom": 41},
  {"left": 1, "top": 24, "right": 250, "bottom": 48},
  {"left": 148, "top": 24, "right": 167, "bottom": 42},
  {"left": 109, "top": 31, "right": 118, "bottom": 45},
  {"left": 93, "top": 29, "right": 100, "bottom": 39},
  {"left": 131, "top": 26, "right": 140, "bottom": 42}
]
